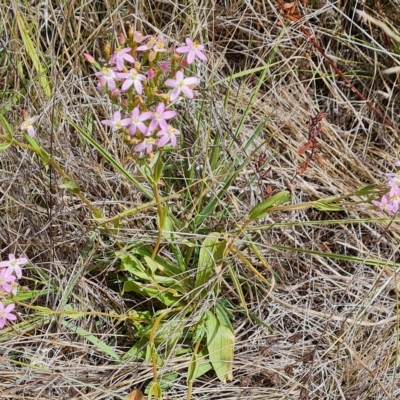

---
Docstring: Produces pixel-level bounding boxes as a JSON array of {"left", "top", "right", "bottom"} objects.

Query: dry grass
[{"left": 1, "top": 0, "right": 400, "bottom": 399}]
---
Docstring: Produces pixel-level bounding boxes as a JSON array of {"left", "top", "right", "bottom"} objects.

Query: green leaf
[
  {"left": 63, "top": 304, "right": 86, "bottom": 319},
  {"left": 25, "top": 134, "right": 50, "bottom": 167},
  {"left": 122, "top": 281, "right": 181, "bottom": 307},
  {"left": 195, "top": 233, "right": 227, "bottom": 295},
  {"left": 146, "top": 372, "right": 179, "bottom": 392},
  {"left": 314, "top": 197, "right": 345, "bottom": 211},
  {"left": 215, "top": 300, "right": 234, "bottom": 331},
  {"left": 248, "top": 191, "right": 291, "bottom": 221},
  {"left": 204, "top": 311, "right": 234, "bottom": 383},
  {"left": 154, "top": 155, "right": 164, "bottom": 183},
  {"left": 187, "top": 348, "right": 213, "bottom": 383},
  {"left": 59, "top": 180, "right": 81, "bottom": 194},
  {"left": 16, "top": 13, "right": 51, "bottom": 99},
  {"left": 226, "top": 264, "right": 248, "bottom": 315},
  {"left": 0, "top": 113, "right": 13, "bottom": 137},
  {"left": 145, "top": 342, "right": 163, "bottom": 366},
  {"left": 0, "top": 142, "right": 11, "bottom": 152},
  {"left": 122, "top": 337, "right": 148, "bottom": 361},
  {"left": 355, "top": 184, "right": 377, "bottom": 196},
  {"left": 143, "top": 255, "right": 160, "bottom": 274},
  {"left": 62, "top": 320, "right": 120, "bottom": 361}
]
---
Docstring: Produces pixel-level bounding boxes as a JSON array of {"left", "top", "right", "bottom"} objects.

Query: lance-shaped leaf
[
  {"left": 195, "top": 233, "right": 226, "bottom": 297},
  {"left": 248, "top": 191, "right": 291, "bottom": 221},
  {"left": 204, "top": 311, "right": 234, "bottom": 383}
]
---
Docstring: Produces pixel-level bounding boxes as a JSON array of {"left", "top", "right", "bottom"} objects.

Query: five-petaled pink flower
[
  {"left": 157, "top": 125, "right": 180, "bottom": 147},
  {"left": 118, "top": 68, "right": 147, "bottom": 94},
  {"left": 0, "top": 254, "right": 28, "bottom": 279},
  {"left": 0, "top": 269, "right": 15, "bottom": 293},
  {"left": 165, "top": 71, "right": 199, "bottom": 101},
  {"left": 20, "top": 115, "right": 39, "bottom": 137},
  {"left": 95, "top": 68, "right": 118, "bottom": 91},
  {"left": 110, "top": 48, "right": 135, "bottom": 71},
  {"left": 372, "top": 194, "right": 393, "bottom": 213},
  {"left": 130, "top": 107, "right": 153, "bottom": 136},
  {"left": 134, "top": 137, "right": 156, "bottom": 154},
  {"left": 148, "top": 103, "right": 177, "bottom": 132},
  {"left": 101, "top": 111, "right": 131, "bottom": 131},
  {"left": 0, "top": 302, "right": 17, "bottom": 329},
  {"left": 0, "top": 269, "right": 15, "bottom": 294},
  {"left": 176, "top": 38, "right": 207, "bottom": 64}
]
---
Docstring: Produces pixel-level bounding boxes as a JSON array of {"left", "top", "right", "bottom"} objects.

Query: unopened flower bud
[
  {"left": 111, "top": 88, "right": 121, "bottom": 97},
  {"left": 83, "top": 53, "right": 96, "bottom": 64},
  {"left": 147, "top": 69, "right": 155, "bottom": 78},
  {"left": 171, "top": 53, "right": 181, "bottom": 63},
  {"left": 149, "top": 51, "right": 157, "bottom": 62},
  {"left": 118, "top": 33, "right": 126, "bottom": 44},
  {"left": 160, "top": 62, "right": 169, "bottom": 71},
  {"left": 104, "top": 43, "right": 111, "bottom": 60},
  {"left": 128, "top": 26, "right": 134, "bottom": 41}
]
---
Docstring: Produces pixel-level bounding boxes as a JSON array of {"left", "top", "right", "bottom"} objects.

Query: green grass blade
[{"left": 62, "top": 319, "right": 121, "bottom": 361}]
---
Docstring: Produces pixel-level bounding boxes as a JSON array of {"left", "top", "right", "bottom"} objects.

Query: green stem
[{"left": 151, "top": 154, "right": 164, "bottom": 260}]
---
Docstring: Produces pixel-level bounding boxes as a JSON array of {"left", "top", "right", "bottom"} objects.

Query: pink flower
[
  {"left": 0, "top": 269, "right": 15, "bottom": 294},
  {"left": 176, "top": 38, "right": 207, "bottom": 64},
  {"left": 0, "top": 302, "right": 17, "bottom": 329},
  {"left": 137, "top": 37, "right": 157, "bottom": 52},
  {"left": 0, "top": 254, "right": 28, "bottom": 279},
  {"left": 101, "top": 111, "right": 131, "bottom": 131},
  {"left": 134, "top": 137, "right": 156, "bottom": 154},
  {"left": 165, "top": 71, "right": 199, "bottom": 101},
  {"left": 130, "top": 107, "right": 153, "bottom": 135},
  {"left": 152, "top": 35, "right": 168, "bottom": 53},
  {"left": 133, "top": 31, "right": 149, "bottom": 44},
  {"left": 118, "top": 68, "right": 147, "bottom": 94},
  {"left": 110, "top": 48, "right": 135, "bottom": 71},
  {"left": 20, "top": 115, "right": 39, "bottom": 137},
  {"left": 157, "top": 125, "right": 180, "bottom": 147},
  {"left": 95, "top": 68, "right": 118, "bottom": 91},
  {"left": 148, "top": 103, "right": 177, "bottom": 132},
  {"left": 372, "top": 194, "right": 397, "bottom": 213}
]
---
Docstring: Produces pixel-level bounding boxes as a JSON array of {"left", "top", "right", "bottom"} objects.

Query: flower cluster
[
  {"left": 0, "top": 254, "right": 27, "bottom": 329},
  {"left": 372, "top": 161, "right": 400, "bottom": 213},
  {"left": 85, "top": 32, "right": 206, "bottom": 156}
]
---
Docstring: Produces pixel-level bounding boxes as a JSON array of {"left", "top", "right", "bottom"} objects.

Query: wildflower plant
[{"left": 0, "top": 254, "right": 28, "bottom": 329}]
